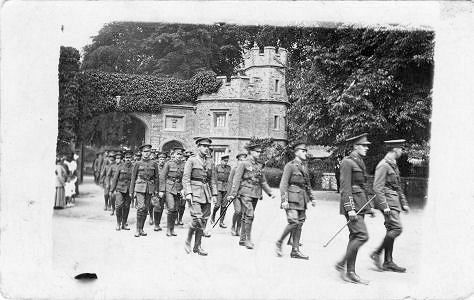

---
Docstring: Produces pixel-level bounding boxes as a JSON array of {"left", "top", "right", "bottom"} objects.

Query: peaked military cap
[
  {"left": 184, "top": 150, "right": 194, "bottom": 157},
  {"left": 291, "top": 140, "right": 308, "bottom": 151},
  {"left": 157, "top": 152, "right": 168, "bottom": 158},
  {"left": 221, "top": 154, "right": 230, "bottom": 160},
  {"left": 139, "top": 144, "right": 152, "bottom": 151},
  {"left": 245, "top": 142, "right": 263, "bottom": 151},
  {"left": 195, "top": 137, "right": 212, "bottom": 146},
  {"left": 345, "top": 133, "right": 371, "bottom": 145},
  {"left": 173, "top": 146, "right": 185, "bottom": 153},
  {"left": 123, "top": 150, "right": 133, "bottom": 158},
  {"left": 236, "top": 152, "right": 247, "bottom": 159},
  {"left": 134, "top": 151, "right": 142, "bottom": 157},
  {"left": 114, "top": 151, "right": 123, "bottom": 158},
  {"left": 384, "top": 139, "right": 406, "bottom": 149}
]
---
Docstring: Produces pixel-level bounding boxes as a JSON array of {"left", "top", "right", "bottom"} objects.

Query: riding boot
[
  {"left": 244, "top": 221, "right": 254, "bottom": 249},
  {"left": 193, "top": 229, "right": 208, "bottom": 256},
  {"left": 167, "top": 213, "right": 177, "bottom": 236},
  {"left": 219, "top": 208, "right": 227, "bottom": 228},
  {"left": 148, "top": 207, "right": 154, "bottom": 225},
  {"left": 290, "top": 226, "right": 308, "bottom": 259},
  {"left": 104, "top": 194, "right": 109, "bottom": 211},
  {"left": 154, "top": 210, "right": 163, "bottom": 231},
  {"left": 211, "top": 206, "right": 219, "bottom": 224},
  {"left": 238, "top": 221, "right": 247, "bottom": 246},
  {"left": 185, "top": 227, "right": 195, "bottom": 253},
  {"left": 177, "top": 206, "right": 185, "bottom": 225},
  {"left": 140, "top": 216, "right": 147, "bottom": 236},
  {"left": 134, "top": 217, "right": 141, "bottom": 237}
]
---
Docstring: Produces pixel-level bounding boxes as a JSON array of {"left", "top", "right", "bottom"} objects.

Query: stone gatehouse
[{"left": 132, "top": 46, "right": 289, "bottom": 164}]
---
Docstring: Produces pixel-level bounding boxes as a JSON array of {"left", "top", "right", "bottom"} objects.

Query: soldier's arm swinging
[
  {"left": 279, "top": 163, "right": 292, "bottom": 208},
  {"left": 110, "top": 165, "right": 120, "bottom": 193},
  {"left": 229, "top": 162, "right": 245, "bottom": 198},
  {"left": 373, "top": 164, "right": 390, "bottom": 212},
  {"left": 182, "top": 158, "right": 193, "bottom": 200},
  {"left": 129, "top": 163, "right": 139, "bottom": 196},
  {"left": 153, "top": 161, "right": 160, "bottom": 194},
  {"left": 159, "top": 163, "right": 169, "bottom": 193}
]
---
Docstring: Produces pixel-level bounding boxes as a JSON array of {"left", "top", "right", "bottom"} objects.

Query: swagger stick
[
  {"left": 323, "top": 195, "right": 376, "bottom": 248},
  {"left": 211, "top": 196, "right": 236, "bottom": 229}
]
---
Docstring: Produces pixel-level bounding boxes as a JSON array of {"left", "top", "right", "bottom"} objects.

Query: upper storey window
[
  {"left": 274, "top": 79, "right": 280, "bottom": 93},
  {"left": 213, "top": 112, "right": 228, "bottom": 128}
]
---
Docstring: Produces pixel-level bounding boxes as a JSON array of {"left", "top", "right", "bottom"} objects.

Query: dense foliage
[{"left": 60, "top": 22, "right": 433, "bottom": 167}]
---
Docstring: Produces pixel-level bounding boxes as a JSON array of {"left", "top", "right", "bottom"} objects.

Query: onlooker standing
[{"left": 54, "top": 157, "right": 67, "bottom": 209}]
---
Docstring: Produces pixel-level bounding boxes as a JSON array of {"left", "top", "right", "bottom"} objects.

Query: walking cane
[
  {"left": 322, "top": 195, "right": 376, "bottom": 248},
  {"left": 211, "top": 196, "right": 236, "bottom": 229}
]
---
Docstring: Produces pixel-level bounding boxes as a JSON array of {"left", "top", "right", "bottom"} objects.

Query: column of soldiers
[{"left": 93, "top": 133, "right": 409, "bottom": 285}]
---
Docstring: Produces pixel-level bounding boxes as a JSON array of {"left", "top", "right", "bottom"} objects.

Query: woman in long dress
[{"left": 54, "top": 158, "right": 67, "bottom": 209}]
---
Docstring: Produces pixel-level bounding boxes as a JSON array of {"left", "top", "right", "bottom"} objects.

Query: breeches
[
  {"left": 345, "top": 214, "right": 369, "bottom": 244},
  {"left": 241, "top": 196, "right": 258, "bottom": 224},
  {"left": 188, "top": 201, "right": 211, "bottom": 230},
  {"left": 136, "top": 193, "right": 151, "bottom": 218},
  {"left": 153, "top": 196, "right": 166, "bottom": 213},
  {"left": 165, "top": 192, "right": 180, "bottom": 213},
  {"left": 115, "top": 192, "right": 131, "bottom": 209},
  {"left": 216, "top": 191, "right": 228, "bottom": 208},
  {"left": 233, "top": 196, "right": 243, "bottom": 214},
  {"left": 286, "top": 209, "right": 306, "bottom": 225},
  {"left": 384, "top": 210, "right": 403, "bottom": 238}
]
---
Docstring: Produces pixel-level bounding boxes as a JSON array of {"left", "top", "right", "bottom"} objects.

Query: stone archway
[{"left": 161, "top": 140, "right": 184, "bottom": 154}]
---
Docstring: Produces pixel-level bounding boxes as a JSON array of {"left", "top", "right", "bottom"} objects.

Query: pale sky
[{"left": 56, "top": 1, "right": 440, "bottom": 55}]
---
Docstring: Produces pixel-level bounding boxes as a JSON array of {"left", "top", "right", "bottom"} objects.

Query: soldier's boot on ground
[
  {"left": 219, "top": 208, "right": 227, "bottom": 228},
  {"left": 177, "top": 207, "right": 185, "bottom": 225},
  {"left": 193, "top": 229, "right": 208, "bottom": 256},
  {"left": 134, "top": 217, "right": 141, "bottom": 237},
  {"left": 290, "top": 226, "right": 309, "bottom": 260},
  {"left": 185, "top": 227, "right": 195, "bottom": 254},
  {"left": 211, "top": 206, "right": 219, "bottom": 224},
  {"left": 122, "top": 206, "right": 130, "bottom": 230},
  {"left": 148, "top": 208, "right": 154, "bottom": 225},
  {"left": 238, "top": 221, "right": 247, "bottom": 246},
  {"left": 110, "top": 197, "right": 115, "bottom": 215},
  {"left": 382, "top": 238, "right": 406, "bottom": 272},
  {"left": 166, "top": 212, "right": 178, "bottom": 237},
  {"left": 335, "top": 260, "right": 346, "bottom": 272},
  {"left": 115, "top": 209, "right": 122, "bottom": 231},
  {"left": 231, "top": 214, "right": 238, "bottom": 235},
  {"left": 104, "top": 195, "right": 109, "bottom": 211},
  {"left": 140, "top": 216, "right": 148, "bottom": 236},
  {"left": 203, "top": 219, "right": 211, "bottom": 238},
  {"left": 153, "top": 211, "right": 163, "bottom": 231},
  {"left": 343, "top": 248, "right": 369, "bottom": 285},
  {"left": 244, "top": 222, "right": 254, "bottom": 249},
  {"left": 276, "top": 224, "right": 295, "bottom": 257},
  {"left": 371, "top": 235, "right": 391, "bottom": 270},
  {"left": 235, "top": 218, "right": 241, "bottom": 236}
]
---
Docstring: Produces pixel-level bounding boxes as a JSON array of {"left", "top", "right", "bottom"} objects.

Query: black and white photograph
[{"left": 1, "top": 1, "right": 473, "bottom": 299}]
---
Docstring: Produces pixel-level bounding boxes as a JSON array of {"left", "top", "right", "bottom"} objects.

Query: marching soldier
[
  {"left": 228, "top": 152, "right": 247, "bottom": 236},
  {"left": 152, "top": 152, "right": 168, "bottom": 231},
  {"left": 182, "top": 137, "right": 217, "bottom": 256},
  {"left": 228, "top": 142, "right": 275, "bottom": 249},
  {"left": 110, "top": 150, "right": 134, "bottom": 231},
  {"left": 131, "top": 151, "right": 142, "bottom": 209},
  {"left": 106, "top": 150, "right": 122, "bottom": 216},
  {"left": 100, "top": 150, "right": 114, "bottom": 211},
  {"left": 159, "top": 147, "right": 186, "bottom": 236},
  {"left": 275, "top": 142, "right": 316, "bottom": 260},
  {"left": 93, "top": 152, "right": 102, "bottom": 184},
  {"left": 370, "top": 139, "right": 409, "bottom": 272},
  {"left": 211, "top": 154, "right": 231, "bottom": 228},
  {"left": 129, "top": 144, "right": 160, "bottom": 237},
  {"left": 335, "top": 133, "right": 375, "bottom": 285}
]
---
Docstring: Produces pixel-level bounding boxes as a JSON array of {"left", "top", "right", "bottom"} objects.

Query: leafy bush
[{"left": 264, "top": 167, "right": 283, "bottom": 188}]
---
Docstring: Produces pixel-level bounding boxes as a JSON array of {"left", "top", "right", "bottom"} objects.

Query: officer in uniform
[
  {"left": 106, "top": 150, "right": 122, "bottom": 216},
  {"left": 370, "top": 139, "right": 409, "bottom": 272},
  {"left": 159, "top": 147, "right": 186, "bottom": 237},
  {"left": 110, "top": 150, "right": 134, "bottom": 231},
  {"left": 100, "top": 150, "right": 114, "bottom": 211},
  {"left": 129, "top": 144, "right": 160, "bottom": 237},
  {"left": 228, "top": 142, "right": 275, "bottom": 249},
  {"left": 182, "top": 137, "right": 217, "bottom": 256},
  {"left": 276, "top": 142, "right": 316, "bottom": 259},
  {"left": 131, "top": 151, "right": 142, "bottom": 209},
  {"left": 211, "top": 154, "right": 231, "bottom": 228},
  {"left": 335, "top": 133, "right": 375, "bottom": 285},
  {"left": 152, "top": 152, "right": 168, "bottom": 231},
  {"left": 228, "top": 152, "right": 247, "bottom": 236}
]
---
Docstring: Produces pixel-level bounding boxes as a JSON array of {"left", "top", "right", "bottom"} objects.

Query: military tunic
[
  {"left": 373, "top": 155, "right": 408, "bottom": 239},
  {"left": 130, "top": 158, "right": 159, "bottom": 224},
  {"left": 215, "top": 163, "right": 231, "bottom": 208},
  {"left": 110, "top": 161, "right": 133, "bottom": 227},
  {"left": 280, "top": 159, "right": 314, "bottom": 225},
  {"left": 182, "top": 153, "right": 217, "bottom": 230},
  {"left": 159, "top": 159, "right": 185, "bottom": 212},
  {"left": 106, "top": 162, "right": 119, "bottom": 210}
]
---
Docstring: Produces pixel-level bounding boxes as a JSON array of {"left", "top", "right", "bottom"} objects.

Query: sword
[{"left": 322, "top": 194, "right": 376, "bottom": 248}]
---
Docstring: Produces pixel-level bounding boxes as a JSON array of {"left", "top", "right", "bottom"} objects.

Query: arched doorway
[
  {"left": 126, "top": 116, "right": 147, "bottom": 150},
  {"left": 161, "top": 140, "right": 184, "bottom": 154}
]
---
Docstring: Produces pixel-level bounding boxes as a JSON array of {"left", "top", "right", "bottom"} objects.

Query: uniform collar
[
  {"left": 350, "top": 151, "right": 361, "bottom": 160},
  {"left": 384, "top": 154, "right": 397, "bottom": 165}
]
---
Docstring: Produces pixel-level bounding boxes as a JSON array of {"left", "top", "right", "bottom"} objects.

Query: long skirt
[{"left": 54, "top": 186, "right": 66, "bottom": 208}]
